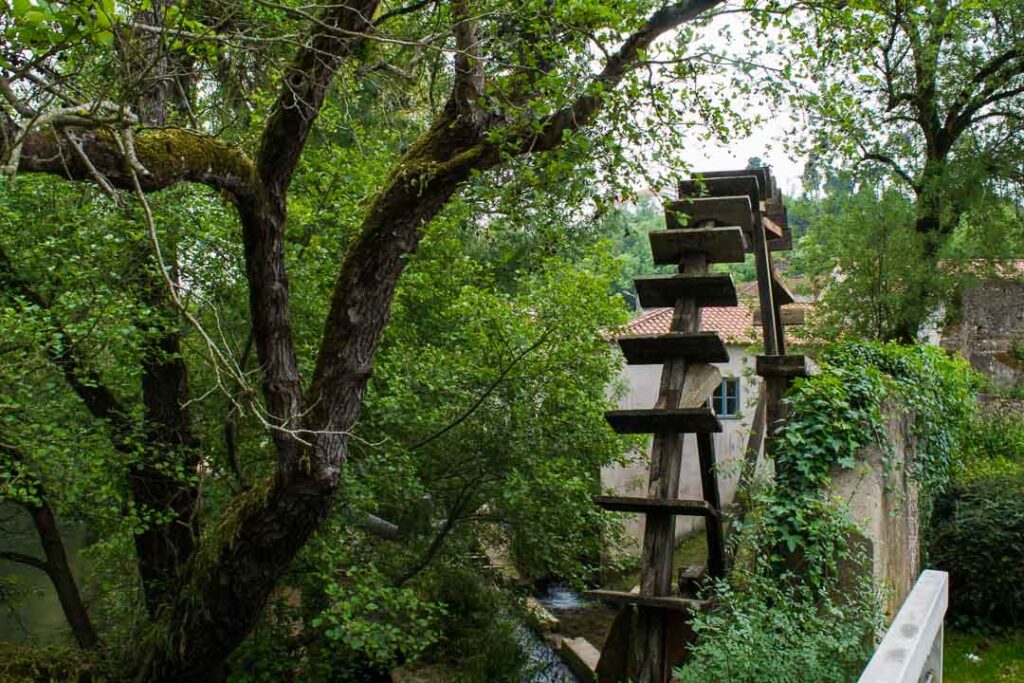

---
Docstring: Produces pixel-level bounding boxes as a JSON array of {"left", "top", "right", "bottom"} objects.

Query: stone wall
[
  {"left": 942, "top": 280, "right": 1024, "bottom": 390},
  {"left": 828, "top": 410, "right": 920, "bottom": 618}
]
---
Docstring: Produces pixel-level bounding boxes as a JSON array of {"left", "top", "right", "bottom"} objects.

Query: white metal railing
[{"left": 859, "top": 569, "right": 948, "bottom": 683}]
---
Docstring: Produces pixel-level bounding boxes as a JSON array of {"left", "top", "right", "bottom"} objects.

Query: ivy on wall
[{"left": 771, "top": 341, "right": 979, "bottom": 550}]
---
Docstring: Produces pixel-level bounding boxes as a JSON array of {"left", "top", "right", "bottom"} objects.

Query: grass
[{"left": 944, "top": 629, "right": 1024, "bottom": 682}]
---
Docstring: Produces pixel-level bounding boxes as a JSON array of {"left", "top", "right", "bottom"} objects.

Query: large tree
[
  {"left": 0, "top": 1, "right": 741, "bottom": 679},
  {"left": 794, "top": 0, "right": 1024, "bottom": 339}
]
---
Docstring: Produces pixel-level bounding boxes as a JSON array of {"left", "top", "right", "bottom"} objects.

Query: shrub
[
  {"left": 929, "top": 469, "right": 1024, "bottom": 629},
  {"left": 676, "top": 341, "right": 975, "bottom": 680},
  {"left": 929, "top": 411, "right": 1024, "bottom": 629},
  {"left": 675, "top": 498, "right": 883, "bottom": 683},
  {"left": 420, "top": 565, "right": 528, "bottom": 682},
  {"left": 0, "top": 645, "right": 98, "bottom": 683}
]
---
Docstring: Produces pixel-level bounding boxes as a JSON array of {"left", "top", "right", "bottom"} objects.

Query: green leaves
[
  {"left": 766, "top": 340, "right": 978, "bottom": 558},
  {"left": 4, "top": 0, "right": 119, "bottom": 50}
]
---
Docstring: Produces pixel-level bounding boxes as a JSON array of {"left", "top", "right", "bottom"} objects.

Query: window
[{"left": 712, "top": 377, "right": 740, "bottom": 417}]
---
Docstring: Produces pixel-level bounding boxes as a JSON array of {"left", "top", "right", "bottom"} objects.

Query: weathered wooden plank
[
  {"left": 678, "top": 175, "right": 760, "bottom": 206},
  {"left": 750, "top": 202, "right": 780, "bottom": 355},
  {"left": 634, "top": 273, "right": 737, "bottom": 308},
  {"left": 690, "top": 167, "right": 772, "bottom": 200},
  {"left": 756, "top": 354, "right": 813, "bottom": 379},
  {"left": 678, "top": 364, "right": 721, "bottom": 409},
  {"left": 649, "top": 226, "right": 747, "bottom": 264},
  {"left": 762, "top": 216, "right": 785, "bottom": 240},
  {"left": 593, "top": 496, "right": 715, "bottom": 516},
  {"left": 604, "top": 408, "right": 722, "bottom": 434},
  {"left": 617, "top": 332, "right": 728, "bottom": 365},
  {"left": 586, "top": 590, "right": 708, "bottom": 613},
  {"left": 665, "top": 197, "right": 753, "bottom": 232}
]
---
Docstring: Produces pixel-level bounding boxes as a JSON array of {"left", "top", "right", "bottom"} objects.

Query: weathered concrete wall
[
  {"left": 600, "top": 346, "right": 760, "bottom": 551},
  {"left": 942, "top": 280, "right": 1024, "bottom": 390},
  {"left": 828, "top": 410, "right": 920, "bottom": 618}
]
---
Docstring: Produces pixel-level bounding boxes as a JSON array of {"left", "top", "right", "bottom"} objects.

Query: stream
[
  {"left": 516, "top": 623, "right": 579, "bottom": 683},
  {"left": 517, "top": 583, "right": 620, "bottom": 682}
]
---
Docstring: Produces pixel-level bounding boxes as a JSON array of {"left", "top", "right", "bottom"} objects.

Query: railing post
[{"left": 859, "top": 570, "right": 948, "bottom": 683}]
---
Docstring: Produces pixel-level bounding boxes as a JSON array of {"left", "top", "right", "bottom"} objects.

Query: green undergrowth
[
  {"left": 675, "top": 341, "right": 979, "bottom": 682},
  {"left": 0, "top": 645, "right": 104, "bottom": 683},
  {"left": 928, "top": 408, "right": 1024, "bottom": 629},
  {"left": 772, "top": 342, "right": 978, "bottom": 546}
]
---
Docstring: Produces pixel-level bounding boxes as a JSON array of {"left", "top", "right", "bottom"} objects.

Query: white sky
[
  {"left": 678, "top": 127, "right": 807, "bottom": 197},
  {"left": 648, "top": 9, "right": 810, "bottom": 198}
]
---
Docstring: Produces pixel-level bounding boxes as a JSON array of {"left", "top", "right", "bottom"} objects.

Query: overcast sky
[{"left": 657, "top": 10, "right": 810, "bottom": 198}]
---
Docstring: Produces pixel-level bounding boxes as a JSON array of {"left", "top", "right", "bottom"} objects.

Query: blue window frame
[{"left": 712, "top": 377, "right": 740, "bottom": 417}]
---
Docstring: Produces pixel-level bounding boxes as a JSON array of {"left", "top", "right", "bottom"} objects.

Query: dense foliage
[
  {"left": 675, "top": 498, "right": 882, "bottom": 683},
  {"left": 788, "top": 0, "right": 1024, "bottom": 339},
  {"left": 2, "top": 0, "right": 781, "bottom": 677},
  {"left": 772, "top": 342, "right": 978, "bottom": 546},
  {"left": 2, "top": 0, "right": 1022, "bottom": 678},
  {"left": 929, "top": 410, "right": 1024, "bottom": 630},
  {"left": 0, "top": 171, "right": 635, "bottom": 678},
  {"left": 792, "top": 172, "right": 1024, "bottom": 341}
]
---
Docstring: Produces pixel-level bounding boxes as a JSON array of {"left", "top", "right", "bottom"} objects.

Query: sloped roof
[
  {"left": 622, "top": 302, "right": 759, "bottom": 345},
  {"left": 617, "top": 278, "right": 811, "bottom": 346}
]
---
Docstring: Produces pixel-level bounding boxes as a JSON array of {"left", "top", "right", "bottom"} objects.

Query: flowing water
[
  {"left": 516, "top": 624, "right": 580, "bottom": 683},
  {"left": 537, "top": 583, "right": 618, "bottom": 652},
  {"left": 537, "top": 583, "right": 588, "bottom": 611}
]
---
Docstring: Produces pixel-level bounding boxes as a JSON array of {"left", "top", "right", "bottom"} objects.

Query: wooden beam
[
  {"left": 593, "top": 496, "right": 716, "bottom": 516},
  {"left": 617, "top": 332, "right": 728, "bottom": 365},
  {"left": 771, "top": 269, "right": 795, "bottom": 305},
  {"left": 604, "top": 408, "right": 721, "bottom": 434},
  {"left": 755, "top": 354, "right": 813, "bottom": 379},
  {"left": 586, "top": 590, "right": 708, "bottom": 613},
  {"left": 753, "top": 305, "right": 805, "bottom": 326},
  {"left": 649, "top": 227, "right": 747, "bottom": 265},
  {"left": 678, "top": 175, "right": 760, "bottom": 206},
  {"left": 627, "top": 244, "right": 713, "bottom": 682},
  {"left": 696, "top": 433, "right": 725, "bottom": 578},
  {"left": 762, "top": 216, "right": 785, "bottom": 240},
  {"left": 665, "top": 197, "right": 753, "bottom": 232},
  {"left": 749, "top": 200, "right": 780, "bottom": 355},
  {"left": 634, "top": 273, "right": 737, "bottom": 308},
  {"left": 691, "top": 168, "right": 772, "bottom": 200}
]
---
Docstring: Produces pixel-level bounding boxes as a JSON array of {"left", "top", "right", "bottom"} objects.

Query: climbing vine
[{"left": 770, "top": 341, "right": 979, "bottom": 550}]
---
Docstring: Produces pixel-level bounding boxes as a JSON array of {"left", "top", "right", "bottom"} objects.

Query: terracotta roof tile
[
  {"left": 621, "top": 303, "right": 759, "bottom": 344},
  {"left": 614, "top": 276, "right": 815, "bottom": 346}
]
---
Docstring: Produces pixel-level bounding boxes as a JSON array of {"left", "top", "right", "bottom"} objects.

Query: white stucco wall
[{"left": 600, "top": 345, "right": 761, "bottom": 550}]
